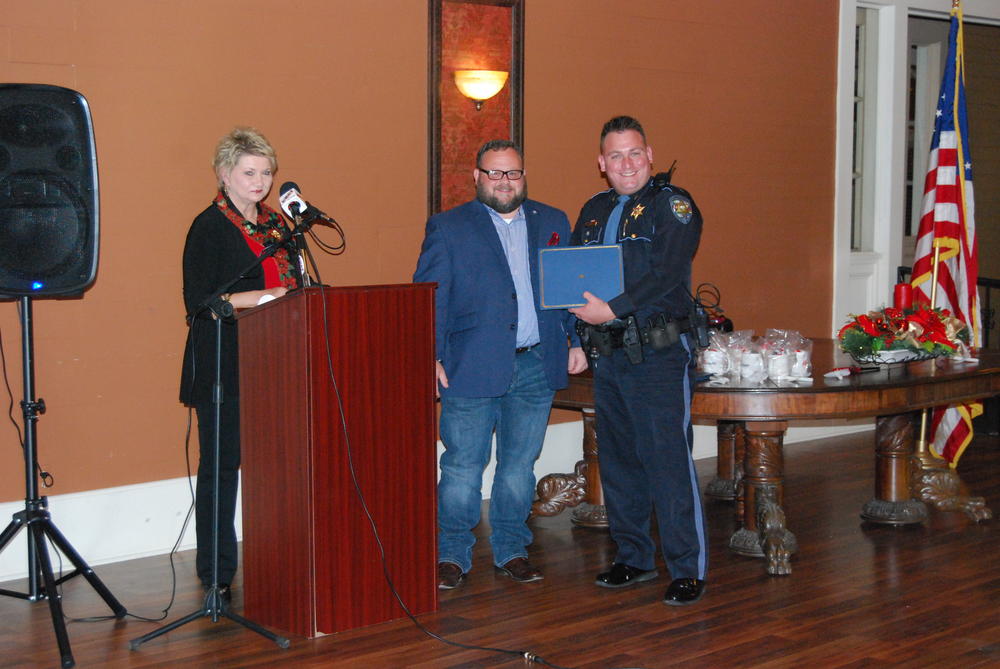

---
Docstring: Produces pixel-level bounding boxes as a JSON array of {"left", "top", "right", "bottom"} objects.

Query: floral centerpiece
[{"left": 837, "top": 305, "right": 969, "bottom": 364}]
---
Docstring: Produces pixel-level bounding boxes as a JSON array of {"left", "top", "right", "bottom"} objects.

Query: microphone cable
[
  {"left": 305, "top": 216, "right": 346, "bottom": 255},
  {"left": 307, "top": 264, "right": 574, "bottom": 669},
  {"left": 0, "top": 313, "right": 189, "bottom": 625},
  {"left": 64, "top": 326, "right": 201, "bottom": 625},
  {"left": 2, "top": 304, "right": 53, "bottom": 487}
]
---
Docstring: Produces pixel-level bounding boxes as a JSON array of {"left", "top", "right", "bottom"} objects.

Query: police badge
[{"left": 669, "top": 195, "right": 693, "bottom": 224}]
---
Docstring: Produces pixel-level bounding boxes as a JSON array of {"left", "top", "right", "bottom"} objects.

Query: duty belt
[{"left": 576, "top": 314, "right": 689, "bottom": 365}]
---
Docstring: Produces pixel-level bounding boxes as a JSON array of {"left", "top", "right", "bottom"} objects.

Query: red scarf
[{"left": 214, "top": 191, "right": 298, "bottom": 289}]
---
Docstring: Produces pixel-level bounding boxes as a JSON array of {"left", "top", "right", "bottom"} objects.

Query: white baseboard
[
  {"left": 0, "top": 476, "right": 243, "bottom": 583},
  {"left": 0, "top": 418, "right": 872, "bottom": 582}
]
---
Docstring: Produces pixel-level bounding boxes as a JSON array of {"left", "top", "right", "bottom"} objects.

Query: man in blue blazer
[{"left": 414, "top": 140, "right": 587, "bottom": 589}]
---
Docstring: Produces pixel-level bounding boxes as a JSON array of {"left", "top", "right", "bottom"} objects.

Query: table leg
[
  {"left": 705, "top": 420, "right": 743, "bottom": 500},
  {"left": 570, "top": 409, "right": 608, "bottom": 527},
  {"left": 861, "top": 413, "right": 928, "bottom": 525},
  {"left": 911, "top": 466, "right": 992, "bottom": 522},
  {"left": 532, "top": 409, "right": 609, "bottom": 527},
  {"left": 728, "top": 421, "right": 796, "bottom": 575}
]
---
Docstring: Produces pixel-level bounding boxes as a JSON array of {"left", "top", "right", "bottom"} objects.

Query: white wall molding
[{"left": 0, "top": 476, "right": 233, "bottom": 583}]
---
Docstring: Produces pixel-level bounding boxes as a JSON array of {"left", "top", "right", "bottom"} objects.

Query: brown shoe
[
  {"left": 495, "top": 557, "right": 543, "bottom": 583},
  {"left": 437, "top": 562, "right": 465, "bottom": 590}
]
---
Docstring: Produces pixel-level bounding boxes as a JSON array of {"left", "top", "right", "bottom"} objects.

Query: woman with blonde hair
[{"left": 180, "top": 127, "right": 299, "bottom": 599}]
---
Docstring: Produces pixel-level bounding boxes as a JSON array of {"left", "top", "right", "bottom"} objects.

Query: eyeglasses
[{"left": 477, "top": 167, "right": 524, "bottom": 181}]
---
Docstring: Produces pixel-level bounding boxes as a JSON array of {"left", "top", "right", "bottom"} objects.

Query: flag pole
[
  {"left": 908, "top": 0, "right": 990, "bottom": 521},
  {"left": 915, "top": 0, "right": 960, "bottom": 470},
  {"left": 911, "top": 242, "right": 990, "bottom": 522},
  {"left": 914, "top": 244, "right": 947, "bottom": 470},
  {"left": 915, "top": 0, "right": 967, "bottom": 471}
]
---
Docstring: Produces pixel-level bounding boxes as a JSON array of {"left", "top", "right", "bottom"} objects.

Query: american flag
[{"left": 910, "top": 0, "right": 981, "bottom": 466}]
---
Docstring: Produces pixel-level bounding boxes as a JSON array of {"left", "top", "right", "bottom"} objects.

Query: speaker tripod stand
[{"left": 0, "top": 297, "right": 127, "bottom": 668}]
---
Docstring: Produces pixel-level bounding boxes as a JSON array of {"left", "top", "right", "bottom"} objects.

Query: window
[{"left": 851, "top": 8, "right": 878, "bottom": 252}]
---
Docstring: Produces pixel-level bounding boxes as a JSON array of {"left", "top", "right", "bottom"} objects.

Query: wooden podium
[{"left": 237, "top": 284, "right": 437, "bottom": 638}]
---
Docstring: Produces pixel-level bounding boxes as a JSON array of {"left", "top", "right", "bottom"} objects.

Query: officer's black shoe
[
  {"left": 595, "top": 563, "right": 658, "bottom": 588},
  {"left": 663, "top": 578, "right": 705, "bottom": 606}
]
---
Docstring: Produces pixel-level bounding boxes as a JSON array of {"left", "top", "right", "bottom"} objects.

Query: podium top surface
[{"left": 236, "top": 283, "right": 434, "bottom": 319}]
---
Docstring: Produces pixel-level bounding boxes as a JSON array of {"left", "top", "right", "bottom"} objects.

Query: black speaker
[{"left": 0, "top": 83, "right": 98, "bottom": 297}]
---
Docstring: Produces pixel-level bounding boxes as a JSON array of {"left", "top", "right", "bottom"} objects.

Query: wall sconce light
[{"left": 453, "top": 70, "right": 509, "bottom": 110}]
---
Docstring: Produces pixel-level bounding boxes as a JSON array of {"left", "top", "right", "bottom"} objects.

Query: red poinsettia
[
  {"left": 838, "top": 304, "right": 969, "bottom": 361},
  {"left": 906, "top": 306, "right": 957, "bottom": 348}
]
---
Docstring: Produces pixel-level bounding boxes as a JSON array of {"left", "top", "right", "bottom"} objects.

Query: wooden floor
[{"left": 2, "top": 431, "right": 999, "bottom": 668}]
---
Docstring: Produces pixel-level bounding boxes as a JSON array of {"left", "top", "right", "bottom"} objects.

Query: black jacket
[
  {"left": 179, "top": 203, "right": 269, "bottom": 406},
  {"left": 572, "top": 176, "right": 702, "bottom": 323}
]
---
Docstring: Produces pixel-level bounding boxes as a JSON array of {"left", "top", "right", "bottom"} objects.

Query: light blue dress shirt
[
  {"left": 483, "top": 203, "right": 540, "bottom": 348},
  {"left": 603, "top": 193, "right": 630, "bottom": 245}
]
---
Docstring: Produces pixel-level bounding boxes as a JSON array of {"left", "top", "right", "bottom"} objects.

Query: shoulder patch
[{"left": 669, "top": 195, "right": 694, "bottom": 224}]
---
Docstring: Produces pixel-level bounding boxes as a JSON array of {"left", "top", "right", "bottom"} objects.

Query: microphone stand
[
  {"left": 286, "top": 209, "right": 314, "bottom": 287},
  {"left": 129, "top": 224, "right": 314, "bottom": 652},
  {"left": 286, "top": 207, "right": 341, "bottom": 286}
]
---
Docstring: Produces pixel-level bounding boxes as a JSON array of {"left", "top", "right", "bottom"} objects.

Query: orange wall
[
  {"left": 525, "top": 0, "right": 839, "bottom": 340},
  {"left": 0, "top": 1, "right": 427, "bottom": 501},
  {"left": 0, "top": 1, "right": 838, "bottom": 501}
]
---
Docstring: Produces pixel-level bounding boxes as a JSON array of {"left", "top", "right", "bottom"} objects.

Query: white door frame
[{"left": 833, "top": 0, "right": 1000, "bottom": 331}]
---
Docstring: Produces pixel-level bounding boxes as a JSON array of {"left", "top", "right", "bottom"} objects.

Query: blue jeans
[{"left": 438, "top": 348, "right": 555, "bottom": 573}]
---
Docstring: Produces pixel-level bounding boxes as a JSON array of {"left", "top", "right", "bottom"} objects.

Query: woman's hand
[{"left": 228, "top": 287, "right": 288, "bottom": 310}]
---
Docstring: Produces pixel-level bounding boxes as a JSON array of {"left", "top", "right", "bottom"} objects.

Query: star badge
[{"left": 630, "top": 203, "right": 645, "bottom": 219}]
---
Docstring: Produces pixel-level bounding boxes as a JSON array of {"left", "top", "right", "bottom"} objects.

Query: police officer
[{"left": 570, "top": 115, "right": 708, "bottom": 606}]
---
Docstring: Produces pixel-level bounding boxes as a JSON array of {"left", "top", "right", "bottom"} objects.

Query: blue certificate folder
[{"left": 539, "top": 245, "right": 624, "bottom": 309}]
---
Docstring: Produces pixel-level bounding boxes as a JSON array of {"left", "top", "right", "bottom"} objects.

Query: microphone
[
  {"left": 279, "top": 181, "right": 308, "bottom": 219},
  {"left": 279, "top": 181, "right": 335, "bottom": 224}
]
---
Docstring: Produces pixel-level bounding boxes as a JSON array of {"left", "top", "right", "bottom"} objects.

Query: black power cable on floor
[{"left": 302, "top": 258, "right": 574, "bottom": 668}]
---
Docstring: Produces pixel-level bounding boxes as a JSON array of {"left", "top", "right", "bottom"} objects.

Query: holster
[
  {"left": 643, "top": 313, "right": 679, "bottom": 350},
  {"left": 622, "top": 316, "right": 643, "bottom": 364},
  {"left": 577, "top": 313, "right": 686, "bottom": 364},
  {"left": 576, "top": 320, "right": 615, "bottom": 360}
]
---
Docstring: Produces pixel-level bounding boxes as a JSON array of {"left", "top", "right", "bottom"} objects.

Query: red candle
[{"left": 894, "top": 283, "right": 912, "bottom": 310}]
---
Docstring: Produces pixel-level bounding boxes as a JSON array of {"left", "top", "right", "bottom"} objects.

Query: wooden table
[{"left": 536, "top": 340, "right": 1000, "bottom": 575}]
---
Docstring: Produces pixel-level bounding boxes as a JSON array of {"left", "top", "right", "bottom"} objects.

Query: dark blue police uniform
[{"left": 572, "top": 175, "right": 708, "bottom": 581}]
